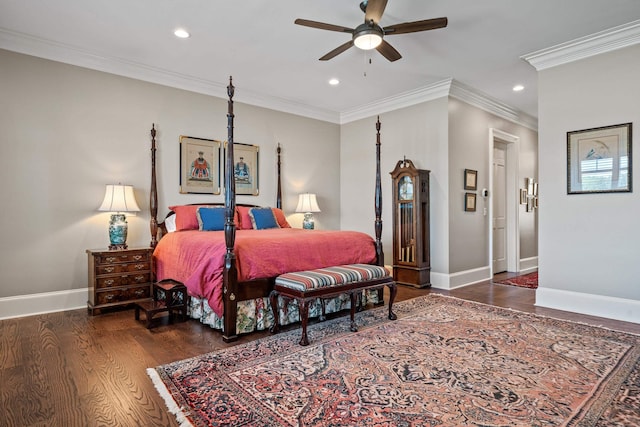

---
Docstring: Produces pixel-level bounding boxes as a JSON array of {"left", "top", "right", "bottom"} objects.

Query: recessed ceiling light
[
  {"left": 329, "top": 78, "right": 340, "bottom": 86},
  {"left": 174, "top": 29, "right": 190, "bottom": 39},
  {"left": 513, "top": 84, "right": 525, "bottom": 92}
]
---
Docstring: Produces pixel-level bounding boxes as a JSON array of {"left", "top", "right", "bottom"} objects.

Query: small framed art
[
  {"left": 464, "top": 192, "right": 477, "bottom": 212},
  {"left": 464, "top": 169, "right": 478, "bottom": 190},
  {"left": 180, "top": 136, "right": 221, "bottom": 194},
  {"left": 226, "top": 142, "right": 259, "bottom": 196},
  {"left": 567, "top": 123, "right": 632, "bottom": 194}
]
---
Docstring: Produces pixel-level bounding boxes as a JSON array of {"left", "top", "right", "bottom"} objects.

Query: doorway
[{"left": 488, "top": 129, "right": 520, "bottom": 276}]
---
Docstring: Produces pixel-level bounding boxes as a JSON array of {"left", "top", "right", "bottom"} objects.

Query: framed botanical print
[
  {"left": 567, "top": 123, "right": 632, "bottom": 194},
  {"left": 464, "top": 192, "right": 477, "bottom": 212},
  {"left": 179, "top": 136, "right": 221, "bottom": 194},
  {"left": 464, "top": 169, "right": 478, "bottom": 190},
  {"left": 225, "top": 142, "right": 259, "bottom": 196}
]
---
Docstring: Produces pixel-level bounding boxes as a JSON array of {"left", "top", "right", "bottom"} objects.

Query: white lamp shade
[
  {"left": 295, "top": 193, "right": 321, "bottom": 213},
  {"left": 98, "top": 184, "right": 141, "bottom": 213}
]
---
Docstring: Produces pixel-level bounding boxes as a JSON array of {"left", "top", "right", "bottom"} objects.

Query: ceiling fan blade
[
  {"left": 376, "top": 40, "right": 402, "bottom": 62},
  {"left": 319, "top": 40, "right": 354, "bottom": 61},
  {"left": 364, "top": 0, "right": 388, "bottom": 24},
  {"left": 294, "top": 18, "right": 353, "bottom": 33},
  {"left": 384, "top": 17, "right": 448, "bottom": 35}
]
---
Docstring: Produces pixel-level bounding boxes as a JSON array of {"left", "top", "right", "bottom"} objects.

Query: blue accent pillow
[
  {"left": 196, "top": 207, "right": 225, "bottom": 231},
  {"left": 249, "top": 207, "right": 280, "bottom": 230}
]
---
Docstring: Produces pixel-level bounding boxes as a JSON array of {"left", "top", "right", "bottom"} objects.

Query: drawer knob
[
  {"left": 105, "top": 257, "right": 117, "bottom": 263},
  {"left": 133, "top": 255, "right": 143, "bottom": 261},
  {"left": 134, "top": 264, "right": 145, "bottom": 270},
  {"left": 104, "top": 279, "right": 115, "bottom": 286},
  {"left": 104, "top": 267, "right": 115, "bottom": 273}
]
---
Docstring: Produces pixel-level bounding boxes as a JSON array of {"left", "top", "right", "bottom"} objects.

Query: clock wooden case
[{"left": 390, "top": 158, "right": 431, "bottom": 288}]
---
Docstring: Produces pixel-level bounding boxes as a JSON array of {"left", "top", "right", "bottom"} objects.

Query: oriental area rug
[
  {"left": 493, "top": 271, "right": 538, "bottom": 289},
  {"left": 148, "top": 294, "right": 640, "bottom": 427}
]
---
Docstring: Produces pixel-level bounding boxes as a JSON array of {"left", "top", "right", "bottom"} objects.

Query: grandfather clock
[{"left": 390, "top": 158, "right": 431, "bottom": 288}]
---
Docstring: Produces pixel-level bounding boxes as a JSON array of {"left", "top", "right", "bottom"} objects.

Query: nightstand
[{"left": 87, "top": 247, "right": 153, "bottom": 315}]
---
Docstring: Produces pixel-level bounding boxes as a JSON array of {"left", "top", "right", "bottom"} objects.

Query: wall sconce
[
  {"left": 98, "top": 184, "right": 141, "bottom": 249},
  {"left": 295, "top": 193, "right": 321, "bottom": 229},
  {"left": 520, "top": 178, "right": 538, "bottom": 212}
]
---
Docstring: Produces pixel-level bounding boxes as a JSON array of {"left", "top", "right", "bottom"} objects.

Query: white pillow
[{"left": 164, "top": 214, "right": 177, "bottom": 233}]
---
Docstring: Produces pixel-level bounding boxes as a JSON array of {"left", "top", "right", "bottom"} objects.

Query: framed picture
[
  {"left": 464, "top": 169, "right": 478, "bottom": 190},
  {"left": 567, "top": 123, "right": 632, "bottom": 194},
  {"left": 225, "top": 142, "right": 259, "bottom": 196},
  {"left": 180, "top": 136, "right": 221, "bottom": 194},
  {"left": 464, "top": 192, "right": 477, "bottom": 212}
]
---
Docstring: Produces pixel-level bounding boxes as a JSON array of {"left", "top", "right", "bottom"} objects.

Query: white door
[{"left": 493, "top": 142, "right": 507, "bottom": 273}]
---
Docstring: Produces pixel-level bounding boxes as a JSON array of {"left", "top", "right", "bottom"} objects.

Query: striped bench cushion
[{"left": 275, "top": 264, "right": 390, "bottom": 292}]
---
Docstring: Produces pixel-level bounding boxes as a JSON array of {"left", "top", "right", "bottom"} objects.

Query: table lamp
[
  {"left": 295, "top": 193, "right": 321, "bottom": 229},
  {"left": 98, "top": 184, "right": 141, "bottom": 249}
]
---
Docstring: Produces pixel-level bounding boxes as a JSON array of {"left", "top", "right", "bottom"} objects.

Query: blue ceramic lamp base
[
  {"left": 302, "top": 213, "right": 315, "bottom": 230},
  {"left": 108, "top": 213, "right": 129, "bottom": 250}
]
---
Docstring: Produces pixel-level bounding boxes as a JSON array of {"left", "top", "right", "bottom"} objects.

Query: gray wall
[
  {"left": 0, "top": 49, "right": 340, "bottom": 299},
  {"left": 340, "top": 96, "right": 538, "bottom": 286},
  {"left": 340, "top": 100, "right": 450, "bottom": 273},
  {"left": 448, "top": 98, "right": 539, "bottom": 273},
  {"left": 537, "top": 44, "right": 640, "bottom": 306}
]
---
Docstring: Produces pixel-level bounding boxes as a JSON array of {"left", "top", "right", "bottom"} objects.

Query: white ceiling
[{"left": 2, "top": 0, "right": 640, "bottom": 125}]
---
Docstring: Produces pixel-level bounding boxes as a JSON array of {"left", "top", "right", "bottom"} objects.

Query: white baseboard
[
  {"left": 536, "top": 287, "right": 640, "bottom": 325},
  {"left": 0, "top": 289, "right": 86, "bottom": 320},
  {"left": 519, "top": 256, "right": 538, "bottom": 274},
  {"left": 431, "top": 267, "right": 492, "bottom": 290}
]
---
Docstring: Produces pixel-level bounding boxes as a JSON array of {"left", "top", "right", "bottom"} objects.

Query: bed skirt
[{"left": 187, "top": 291, "right": 381, "bottom": 334}]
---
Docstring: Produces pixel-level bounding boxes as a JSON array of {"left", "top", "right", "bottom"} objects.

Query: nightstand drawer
[
  {"left": 96, "top": 262, "right": 150, "bottom": 276},
  {"left": 96, "top": 272, "right": 151, "bottom": 289},
  {"left": 87, "top": 247, "right": 154, "bottom": 315},
  {"left": 94, "top": 251, "right": 150, "bottom": 265},
  {"left": 96, "top": 285, "right": 151, "bottom": 305}
]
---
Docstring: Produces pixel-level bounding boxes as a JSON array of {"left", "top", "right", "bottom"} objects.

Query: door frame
[{"left": 488, "top": 128, "right": 520, "bottom": 276}]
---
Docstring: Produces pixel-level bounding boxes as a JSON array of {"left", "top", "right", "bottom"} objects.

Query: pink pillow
[
  {"left": 169, "top": 205, "right": 201, "bottom": 231},
  {"left": 236, "top": 206, "right": 254, "bottom": 230},
  {"left": 272, "top": 208, "right": 291, "bottom": 228},
  {"left": 170, "top": 205, "right": 239, "bottom": 231}
]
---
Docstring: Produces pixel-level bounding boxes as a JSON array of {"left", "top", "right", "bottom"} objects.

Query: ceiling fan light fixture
[
  {"left": 353, "top": 22, "right": 383, "bottom": 50},
  {"left": 354, "top": 32, "right": 382, "bottom": 50}
]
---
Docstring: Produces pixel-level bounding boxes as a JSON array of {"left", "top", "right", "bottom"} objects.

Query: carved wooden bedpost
[
  {"left": 276, "top": 144, "right": 282, "bottom": 209},
  {"left": 149, "top": 124, "right": 158, "bottom": 248},
  {"left": 223, "top": 77, "right": 239, "bottom": 342},
  {"left": 374, "top": 116, "right": 384, "bottom": 266}
]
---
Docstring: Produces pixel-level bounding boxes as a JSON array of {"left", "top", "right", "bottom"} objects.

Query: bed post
[
  {"left": 150, "top": 124, "right": 158, "bottom": 249},
  {"left": 374, "top": 117, "right": 386, "bottom": 303},
  {"left": 223, "top": 77, "right": 239, "bottom": 342},
  {"left": 276, "top": 143, "right": 282, "bottom": 209},
  {"left": 374, "top": 116, "right": 384, "bottom": 266}
]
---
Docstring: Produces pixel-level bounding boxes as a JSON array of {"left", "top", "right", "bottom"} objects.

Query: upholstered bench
[{"left": 270, "top": 264, "right": 397, "bottom": 346}]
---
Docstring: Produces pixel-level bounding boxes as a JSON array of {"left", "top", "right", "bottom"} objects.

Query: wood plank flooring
[{"left": 1, "top": 276, "right": 638, "bottom": 426}]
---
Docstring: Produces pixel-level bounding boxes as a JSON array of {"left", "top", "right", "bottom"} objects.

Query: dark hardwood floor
[{"left": 1, "top": 276, "right": 639, "bottom": 426}]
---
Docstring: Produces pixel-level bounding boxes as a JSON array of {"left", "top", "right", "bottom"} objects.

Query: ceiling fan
[{"left": 294, "top": 0, "right": 447, "bottom": 62}]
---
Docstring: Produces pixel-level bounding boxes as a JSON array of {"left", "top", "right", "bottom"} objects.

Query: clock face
[{"left": 399, "top": 176, "right": 413, "bottom": 200}]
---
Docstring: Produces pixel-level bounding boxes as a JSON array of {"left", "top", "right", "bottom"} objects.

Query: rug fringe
[{"left": 146, "top": 368, "right": 194, "bottom": 427}]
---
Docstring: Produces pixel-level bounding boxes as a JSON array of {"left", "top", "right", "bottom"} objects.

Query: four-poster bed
[{"left": 149, "top": 77, "right": 389, "bottom": 341}]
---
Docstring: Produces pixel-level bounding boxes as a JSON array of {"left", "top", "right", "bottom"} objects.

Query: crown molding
[
  {"left": 522, "top": 19, "right": 640, "bottom": 71},
  {"left": 341, "top": 79, "right": 537, "bottom": 130},
  {"left": 339, "top": 79, "right": 453, "bottom": 124},
  {"left": 450, "top": 81, "right": 538, "bottom": 130},
  {"left": 0, "top": 28, "right": 340, "bottom": 123},
  {"left": 1, "top": 27, "right": 534, "bottom": 128}
]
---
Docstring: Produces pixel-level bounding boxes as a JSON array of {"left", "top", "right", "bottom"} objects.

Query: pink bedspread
[{"left": 153, "top": 228, "right": 377, "bottom": 317}]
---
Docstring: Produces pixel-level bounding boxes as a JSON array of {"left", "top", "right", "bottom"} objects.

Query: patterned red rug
[
  {"left": 148, "top": 295, "right": 640, "bottom": 426},
  {"left": 494, "top": 271, "right": 538, "bottom": 289}
]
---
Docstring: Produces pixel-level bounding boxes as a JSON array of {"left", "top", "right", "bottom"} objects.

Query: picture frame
[
  {"left": 567, "top": 123, "right": 632, "bottom": 194},
  {"left": 464, "top": 192, "right": 477, "bottom": 212},
  {"left": 464, "top": 169, "right": 478, "bottom": 190},
  {"left": 225, "top": 142, "right": 259, "bottom": 196},
  {"left": 179, "top": 136, "right": 221, "bottom": 194}
]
